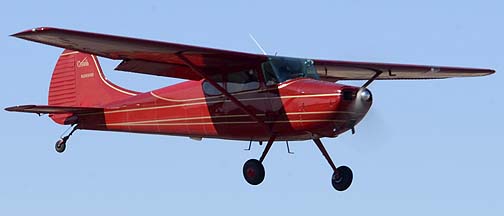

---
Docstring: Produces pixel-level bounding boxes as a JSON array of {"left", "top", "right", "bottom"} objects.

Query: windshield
[{"left": 262, "top": 56, "right": 318, "bottom": 84}]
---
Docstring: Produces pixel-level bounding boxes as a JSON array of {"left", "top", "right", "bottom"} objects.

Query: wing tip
[
  {"left": 4, "top": 105, "right": 35, "bottom": 112},
  {"left": 477, "top": 69, "right": 496, "bottom": 77},
  {"left": 10, "top": 27, "right": 55, "bottom": 38}
]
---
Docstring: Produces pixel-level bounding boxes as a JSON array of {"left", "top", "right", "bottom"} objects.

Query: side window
[
  {"left": 226, "top": 69, "right": 260, "bottom": 93},
  {"left": 202, "top": 74, "right": 224, "bottom": 96},
  {"left": 262, "top": 62, "right": 279, "bottom": 86}
]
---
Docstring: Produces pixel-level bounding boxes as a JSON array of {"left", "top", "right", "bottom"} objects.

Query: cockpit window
[
  {"left": 262, "top": 61, "right": 279, "bottom": 86},
  {"left": 227, "top": 69, "right": 260, "bottom": 93},
  {"left": 203, "top": 57, "right": 319, "bottom": 95},
  {"left": 261, "top": 56, "right": 319, "bottom": 84},
  {"left": 203, "top": 69, "right": 260, "bottom": 95},
  {"left": 202, "top": 74, "right": 224, "bottom": 96}
]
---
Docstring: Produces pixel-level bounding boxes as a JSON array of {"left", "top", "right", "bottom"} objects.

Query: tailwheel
[
  {"left": 55, "top": 125, "right": 78, "bottom": 154},
  {"left": 243, "top": 159, "right": 265, "bottom": 185},
  {"left": 55, "top": 138, "right": 67, "bottom": 153},
  {"left": 331, "top": 166, "right": 353, "bottom": 191}
]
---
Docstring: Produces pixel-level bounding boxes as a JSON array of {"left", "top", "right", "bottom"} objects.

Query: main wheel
[
  {"left": 243, "top": 159, "right": 265, "bottom": 185},
  {"left": 55, "top": 139, "right": 66, "bottom": 153},
  {"left": 331, "top": 166, "right": 353, "bottom": 191}
]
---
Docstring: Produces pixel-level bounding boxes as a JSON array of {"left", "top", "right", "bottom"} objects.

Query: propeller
[
  {"left": 342, "top": 71, "right": 388, "bottom": 152},
  {"left": 342, "top": 86, "right": 390, "bottom": 153},
  {"left": 349, "top": 106, "right": 389, "bottom": 153},
  {"left": 346, "top": 71, "right": 383, "bottom": 134},
  {"left": 344, "top": 87, "right": 373, "bottom": 134}
]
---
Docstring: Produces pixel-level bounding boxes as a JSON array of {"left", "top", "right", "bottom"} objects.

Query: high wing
[
  {"left": 313, "top": 59, "right": 495, "bottom": 82},
  {"left": 12, "top": 27, "right": 268, "bottom": 80},
  {"left": 5, "top": 105, "right": 102, "bottom": 115},
  {"left": 12, "top": 27, "right": 494, "bottom": 82}
]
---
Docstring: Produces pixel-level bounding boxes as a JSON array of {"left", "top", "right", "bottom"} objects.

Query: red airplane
[{"left": 6, "top": 27, "right": 494, "bottom": 191}]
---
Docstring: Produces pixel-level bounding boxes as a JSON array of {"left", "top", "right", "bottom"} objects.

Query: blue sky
[{"left": 1, "top": 0, "right": 502, "bottom": 215}]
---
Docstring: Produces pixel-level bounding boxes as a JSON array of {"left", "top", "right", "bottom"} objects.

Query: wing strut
[
  {"left": 361, "top": 69, "right": 383, "bottom": 88},
  {"left": 176, "top": 53, "right": 270, "bottom": 132}
]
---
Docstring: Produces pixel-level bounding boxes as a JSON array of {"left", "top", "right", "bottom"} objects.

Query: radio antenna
[{"left": 249, "top": 33, "right": 267, "bottom": 55}]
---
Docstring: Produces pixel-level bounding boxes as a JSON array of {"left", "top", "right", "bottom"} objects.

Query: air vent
[{"left": 342, "top": 89, "right": 356, "bottom": 101}]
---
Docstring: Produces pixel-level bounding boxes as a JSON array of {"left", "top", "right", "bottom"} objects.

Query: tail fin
[
  {"left": 49, "top": 49, "right": 138, "bottom": 107},
  {"left": 48, "top": 50, "right": 138, "bottom": 124}
]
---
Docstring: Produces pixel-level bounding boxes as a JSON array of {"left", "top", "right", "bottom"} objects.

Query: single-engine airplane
[{"left": 6, "top": 27, "right": 494, "bottom": 191}]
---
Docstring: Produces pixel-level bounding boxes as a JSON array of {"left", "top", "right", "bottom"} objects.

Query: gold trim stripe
[
  {"left": 149, "top": 78, "right": 310, "bottom": 103},
  {"left": 107, "top": 119, "right": 347, "bottom": 127},
  {"left": 106, "top": 111, "right": 358, "bottom": 126},
  {"left": 107, "top": 114, "right": 265, "bottom": 126},
  {"left": 150, "top": 91, "right": 341, "bottom": 103},
  {"left": 104, "top": 92, "right": 342, "bottom": 115},
  {"left": 60, "top": 51, "right": 80, "bottom": 56},
  {"left": 150, "top": 88, "right": 270, "bottom": 102}
]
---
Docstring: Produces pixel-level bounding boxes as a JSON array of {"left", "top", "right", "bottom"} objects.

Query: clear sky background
[{"left": 1, "top": 0, "right": 502, "bottom": 215}]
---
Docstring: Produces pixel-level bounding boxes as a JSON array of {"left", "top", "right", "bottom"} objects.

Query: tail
[
  {"left": 49, "top": 49, "right": 138, "bottom": 107},
  {"left": 48, "top": 49, "right": 138, "bottom": 123}
]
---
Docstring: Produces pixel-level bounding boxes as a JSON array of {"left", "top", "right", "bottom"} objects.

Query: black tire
[
  {"left": 55, "top": 139, "right": 66, "bottom": 153},
  {"left": 331, "top": 166, "right": 353, "bottom": 191},
  {"left": 243, "top": 159, "right": 265, "bottom": 185}
]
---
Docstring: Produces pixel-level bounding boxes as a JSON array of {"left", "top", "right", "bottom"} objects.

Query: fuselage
[
  {"left": 8, "top": 27, "right": 494, "bottom": 191},
  {"left": 77, "top": 77, "right": 372, "bottom": 141}
]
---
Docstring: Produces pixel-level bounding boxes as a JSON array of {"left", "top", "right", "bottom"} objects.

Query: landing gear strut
[
  {"left": 243, "top": 136, "right": 275, "bottom": 185},
  {"left": 243, "top": 137, "right": 352, "bottom": 191},
  {"left": 55, "top": 125, "right": 78, "bottom": 153},
  {"left": 313, "top": 138, "right": 353, "bottom": 191}
]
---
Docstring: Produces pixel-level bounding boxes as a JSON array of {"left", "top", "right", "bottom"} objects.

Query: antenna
[{"left": 249, "top": 33, "right": 267, "bottom": 55}]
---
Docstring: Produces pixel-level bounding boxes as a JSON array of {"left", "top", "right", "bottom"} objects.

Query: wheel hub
[
  {"left": 246, "top": 168, "right": 256, "bottom": 178},
  {"left": 243, "top": 159, "right": 265, "bottom": 185},
  {"left": 333, "top": 174, "right": 343, "bottom": 184}
]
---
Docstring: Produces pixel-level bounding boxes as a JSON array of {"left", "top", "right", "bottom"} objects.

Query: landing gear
[
  {"left": 242, "top": 136, "right": 275, "bottom": 186},
  {"left": 242, "top": 137, "right": 352, "bottom": 191},
  {"left": 55, "top": 138, "right": 67, "bottom": 153},
  {"left": 332, "top": 165, "right": 353, "bottom": 191},
  {"left": 243, "top": 159, "right": 265, "bottom": 185},
  {"left": 313, "top": 138, "right": 353, "bottom": 191},
  {"left": 55, "top": 125, "right": 78, "bottom": 153}
]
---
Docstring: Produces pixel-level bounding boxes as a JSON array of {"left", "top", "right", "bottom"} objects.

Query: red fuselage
[
  {"left": 6, "top": 27, "right": 494, "bottom": 191},
  {"left": 75, "top": 78, "right": 371, "bottom": 141}
]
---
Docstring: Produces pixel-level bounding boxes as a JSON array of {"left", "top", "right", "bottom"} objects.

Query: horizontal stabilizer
[{"left": 5, "top": 105, "right": 102, "bottom": 114}]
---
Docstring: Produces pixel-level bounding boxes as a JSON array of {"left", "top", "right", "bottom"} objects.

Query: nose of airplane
[
  {"left": 341, "top": 87, "right": 373, "bottom": 103},
  {"left": 340, "top": 86, "right": 373, "bottom": 126},
  {"left": 357, "top": 88, "right": 373, "bottom": 103}
]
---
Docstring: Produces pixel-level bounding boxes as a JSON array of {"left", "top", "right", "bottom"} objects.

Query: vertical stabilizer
[{"left": 48, "top": 49, "right": 138, "bottom": 124}]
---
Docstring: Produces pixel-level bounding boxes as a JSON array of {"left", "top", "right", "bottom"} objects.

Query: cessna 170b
[{"left": 6, "top": 27, "right": 494, "bottom": 191}]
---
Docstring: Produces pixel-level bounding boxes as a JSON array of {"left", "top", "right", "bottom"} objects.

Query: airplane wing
[
  {"left": 313, "top": 59, "right": 495, "bottom": 82},
  {"left": 5, "top": 105, "right": 102, "bottom": 114},
  {"left": 12, "top": 27, "right": 494, "bottom": 82},
  {"left": 12, "top": 27, "right": 268, "bottom": 80}
]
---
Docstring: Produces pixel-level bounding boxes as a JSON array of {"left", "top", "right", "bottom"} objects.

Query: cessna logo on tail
[{"left": 77, "top": 57, "right": 89, "bottom": 67}]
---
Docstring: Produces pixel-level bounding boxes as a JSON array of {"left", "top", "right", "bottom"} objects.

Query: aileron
[{"left": 314, "top": 59, "right": 494, "bottom": 81}]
